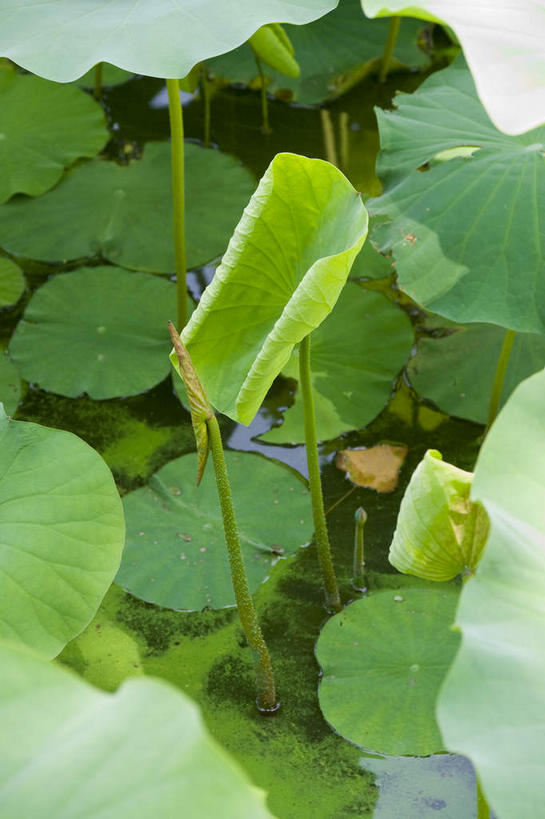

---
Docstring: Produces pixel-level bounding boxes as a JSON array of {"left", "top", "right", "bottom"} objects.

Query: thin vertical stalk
[
  {"left": 207, "top": 413, "right": 279, "bottom": 712},
  {"left": 320, "top": 109, "right": 338, "bottom": 168},
  {"left": 487, "top": 329, "right": 516, "bottom": 430},
  {"left": 166, "top": 78, "right": 187, "bottom": 329},
  {"left": 299, "top": 334, "right": 341, "bottom": 612},
  {"left": 379, "top": 16, "right": 401, "bottom": 83},
  {"left": 254, "top": 54, "right": 271, "bottom": 134},
  {"left": 200, "top": 63, "right": 211, "bottom": 148},
  {"left": 93, "top": 62, "right": 103, "bottom": 99},
  {"left": 339, "top": 111, "right": 350, "bottom": 174},
  {"left": 476, "top": 777, "right": 490, "bottom": 819}
]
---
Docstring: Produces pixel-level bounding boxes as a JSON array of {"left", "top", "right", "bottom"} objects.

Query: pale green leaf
[
  {"left": 362, "top": 0, "right": 545, "bottom": 135},
  {"left": 0, "top": 641, "right": 272, "bottom": 818},
  {"left": 316, "top": 586, "right": 460, "bottom": 755},
  {"left": 437, "top": 368, "right": 545, "bottom": 819},
  {"left": 9, "top": 266, "right": 180, "bottom": 399},
  {"left": 369, "top": 58, "right": 545, "bottom": 333},
  {"left": 117, "top": 450, "right": 313, "bottom": 610},
  {"left": 0, "top": 0, "right": 337, "bottom": 82},
  {"left": 178, "top": 152, "right": 368, "bottom": 425},
  {"left": 249, "top": 24, "right": 299, "bottom": 78},
  {"left": 260, "top": 284, "right": 412, "bottom": 443},
  {"left": 0, "top": 142, "right": 255, "bottom": 273},
  {"left": 0, "top": 70, "right": 108, "bottom": 203},
  {"left": 389, "top": 450, "right": 488, "bottom": 581},
  {"left": 0, "top": 410, "right": 125, "bottom": 657}
]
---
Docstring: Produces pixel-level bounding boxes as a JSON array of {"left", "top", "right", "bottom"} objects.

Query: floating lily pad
[
  {"left": 0, "top": 258, "right": 25, "bottom": 307},
  {"left": 260, "top": 285, "right": 413, "bottom": 443},
  {"left": 316, "top": 586, "right": 460, "bottom": 755},
  {"left": 0, "top": 70, "right": 108, "bottom": 203},
  {"left": 336, "top": 443, "right": 408, "bottom": 492},
  {"left": 117, "top": 450, "right": 313, "bottom": 611},
  {"left": 370, "top": 57, "right": 545, "bottom": 334},
  {"left": 9, "top": 266, "right": 179, "bottom": 399},
  {"left": 0, "top": 142, "right": 255, "bottom": 272},
  {"left": 0, "top": 642, "right": 272, "bottom": 818},
  {"left": 362, "top": 0, "right": 545, "bottom": 134},
  {"left": 0, "top": 0, "right": 337, "bottom": 82},
  {"left": 438, "top": 368, "right": 545, "bottom": 818},
  {"left": 0, "top": 408, "right": 124, "bottom": 657},
  {"left": 209, "top": 0, "right": 428, "bottom": 105},
  {"left": 408, "top": 321, "right": 545, "bottom": 425}
]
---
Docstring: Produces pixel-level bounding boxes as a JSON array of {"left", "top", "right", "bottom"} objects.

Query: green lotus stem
[
  {"left": 166, "top": 78, "right": 188, "bottom": 328},
  {"left": 207, "top": 414, "right": 279, "bottom": 712},
  {"left": 320, "top": 109, "right": 338, "bottom": 168},
  {"left": 487, "top": 329, "right": 516, "bottom": 430},
  {"left": 93, "top": 62, "right": 103, "bottom": 99},
  {"left": 201, "top": 64, "right": 212, "bottom": 148},
  {"left": 379, "top": 17, "right": 401, "bottom": 83},
  {"left": 254, "top": 54, "right": 271, "bottom": 134},
  {"left": 339, "top": 111, "right": 350, "bottom": 173},
  {"left": 299, "top": 334, "right": 342, "bottom": 612},
  {"left": 476, "top": 777, "right": 490, "bottom": 819},
  {"left": 352, "top": 507, "right": 368, "bottom": 591}
]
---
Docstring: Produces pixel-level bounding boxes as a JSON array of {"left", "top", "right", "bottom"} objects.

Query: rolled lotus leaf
[
  {"left": 389, "top": 449, "right": 489, "bottom": 581},
  {"left": 174, "top": 152, "right": 368, "bottom": 426},
  {"left": 249, "top": 24, "right": 299, "bottom": 77}
]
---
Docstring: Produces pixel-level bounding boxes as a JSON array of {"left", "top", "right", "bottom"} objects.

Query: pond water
[{"left": 2, "top": 66, "right": 486, "bottom": 817}]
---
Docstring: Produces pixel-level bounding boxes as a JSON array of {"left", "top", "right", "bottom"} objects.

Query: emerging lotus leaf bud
[
  {"left": 168, "top": 321, "right": 213, "bottom": 485},
  {"left": 249, "top": 23, "right": 300, "bottom": 78},
  {"left": 389, "top": 450, "right": 489, "bottom": 581}
]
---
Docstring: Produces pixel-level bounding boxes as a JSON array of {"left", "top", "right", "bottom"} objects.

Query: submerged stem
[
  {"left": 93, "top": 62, "right": 103, "bottom": 99},
  {"left": 166, "top": 78, "right": 187, "bottom": 329},
  {"left": 254, "top": 54, "right": 271, "bottom": 134},
  {"left": 379, "top": 17, "right": 401, "bottom": 83},
  {"left": 320, "top": 109, "right": 338, "bottom": 168},
  {"left": 207, "top": 414, "right": 279, "bottom": 712},
  {"left": 299, "top": 335, "right": 342, "bottom": 612},
  {"left": 476, "top": 777, "right": 490, "bottom": 819},
  {"left": 201, "top": 63, "right": 211, "bottom": 148},
  {"left": 487, "top": 328, "right": 516, "bottom": 431}
]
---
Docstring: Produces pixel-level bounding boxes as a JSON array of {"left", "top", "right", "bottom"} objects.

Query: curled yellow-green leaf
[
  {"left": 389, "top": 449, "right": 489, "bottom": 581},
  {"left": 249, "top": 24, "right": 300, "bottom": 78}
]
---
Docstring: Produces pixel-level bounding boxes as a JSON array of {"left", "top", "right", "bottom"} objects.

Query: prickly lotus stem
[
  {"left": 353, "top": 506, "right": 367, "bottom": 592},
  {"left": 168, "top": 321, "right": 213, "bottom": 485}
]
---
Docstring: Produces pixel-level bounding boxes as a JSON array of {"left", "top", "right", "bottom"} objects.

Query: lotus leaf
[
  {"left": 0, "top": 258, "right": 25, "bottom": 307},
  {"left": 409, "top": 320, "right": 545, "bottom": 425},
  {"left": 0, "top": 408, "right": 124, "bottom": 656},
  {"left": 261, "top": 284, "right": 412, "bottom": 443},
  {"left": 369, "top": 58, "right": 545, "bottom": 334},
  {"left": 389, "top": 450, "right": 489, "bottom": 581},
  {"left": 316, "top": 586, "right": 460, "bottom": 755},
  {"left": 249, "top": 24, "right": 299, "bottom": 78},
  {"left": 0, "top": 355, "right": 21, "bottom": 415},
  {"left": 362, "top": 0, "right": 545, "bottom": 135},
  {"left": 0, "top": 641, "right": 272, "bottom": 818},
  {"left": 0, "top": 0, "right": 337, "bottom": 83},
  {"left": 177, "top": 152, "right": 368, "bottom": 426},
  {"left": 9, "top": 266, "right": 182, "bottom": 399},
  {"left": 117, "top": 450, "right": 313, "bottom": 610},
  {"left": 210, "top": 0, "right": 428, "bottom": 105},
  {"left": 437, "top": 368, "right": 545, "bottom": 819},
  {"left": 0, "top": 70, "right": 108, "bottom": 203},
  {"left": 0, "top": 142, "right": 255, "bottom": 273}
]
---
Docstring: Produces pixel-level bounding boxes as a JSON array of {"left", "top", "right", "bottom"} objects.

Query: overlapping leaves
[{"left": 370, "top": 58, "right": 545, "bottom": 334}]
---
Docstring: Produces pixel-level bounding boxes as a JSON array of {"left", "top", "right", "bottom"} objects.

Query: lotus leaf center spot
[
  {"left": 409, "top": 663, "right": 420, "bottom": 673},
  {"left": 96, "top": 326, "right": 107, "bottom": 334},
  {"left": 0, "top": 133, "right": 5, "bottom": 140}
]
